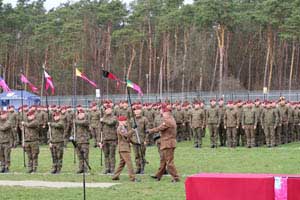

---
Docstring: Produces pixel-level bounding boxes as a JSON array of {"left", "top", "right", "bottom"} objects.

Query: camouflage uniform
[
  {"left": 294, "top": 105, "right": 300, "bottom": 141},
  {"left": 236, "top": 105, "right": 245, "bottom": 146},
  {"left": 254, "top": 104, "right": 264, "bottom": 146},
  {"left": 64, "top": 110, "right": 73, "bottom": 146},
  {"left": 23, "top": 116, "right": 40, "bottom": 173},
  {"left": 206, "top": 105, "right": 220, "bottom": 148},
  {"left": 89, "top": 109, "right": 101, "bottom": 147},
  {"left": 0, "top": 117, "right": 12, "bottom": 172},
  {"left": 143, "top": 108, "right": 155, "bottom": 145},
  {"left": 261, "top": 106, "right": 279, "bottom": 147},
  {"left": 191, "top": 106, "right": 205, "bottom": 148},
  {"left": 183, "top": 107, "right": 192, "bottom": 141},
  {"left": 131, "top": 115, "right": 149, "bottom": 174},
  {"left": 277, "top": 104, "right": 289, "bottom": 144},
  {"left": 74, "top": 117, "right": 90, "bottom": 173},
  {"left": 224, "top": 106, "right": 238, "bottom": 147},
  {"left": 218, "top": 105, "right": 226, "bottom": 146},
  {"left": 173, "top": 107, "right": 184, "bottom": 142},
  {"left": 48, "top": 118, "right": 65, "bottom": 173},
  {"left": 241, "top": 106, "right": 257, "bottom": 148},
  {"left": 98, "top": 113, "right": 118, "bottom": 174},
  {"left": 288, "top": 105, "right": 295, "bottom": 142},
  {"left": 8, "top": 110, "right": 18, "bottom": 147}
]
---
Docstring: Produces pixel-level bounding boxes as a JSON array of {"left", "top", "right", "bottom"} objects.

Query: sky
[{"left": 3, "top": 0, "right": 193, "bottom": 10}]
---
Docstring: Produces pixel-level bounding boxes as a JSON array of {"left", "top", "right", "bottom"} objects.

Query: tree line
[{"left": 0, "top": 0, "right": 300, "bottom": 96}]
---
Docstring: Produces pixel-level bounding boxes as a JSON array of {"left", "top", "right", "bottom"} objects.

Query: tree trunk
[
  {"left": 216, "top": 24, "right": 225, "bottom": 94},
  {"left": 289, "top": 40, "right": 296, "bottom": 92},
  {"left": 147, "top": 17, "right": 152, "bottom": 94}
]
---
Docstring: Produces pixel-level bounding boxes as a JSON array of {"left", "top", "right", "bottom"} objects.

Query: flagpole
[
  {"left": 20, "top": 68, "right": 26, "bottom": 168},
  {"left": 73, "top": 63, "right": 77, "bottom": 164}
]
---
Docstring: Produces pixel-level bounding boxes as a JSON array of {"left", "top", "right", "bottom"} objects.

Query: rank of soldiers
[{"left": 0, "top": 96, "right": 298, "bottom": 182}]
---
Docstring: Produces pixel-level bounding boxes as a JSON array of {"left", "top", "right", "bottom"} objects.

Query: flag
[
  {"left": 126, "top": 79, "right": 143, "bottom": 95},
  {"left": 44, "top": 70, "right": 55, "bottom": 95},
  {"left": 20, "top": 74, "right": 38, "bottom": 93},
  {"left": 0, "top": 76, "right": 11, "bottom": 92},
  {"left": 102, "top": 70, "right": 122, "bottom": 88},
  {"left": 76, "top": 68, "right": 97, "bottom": 88}
]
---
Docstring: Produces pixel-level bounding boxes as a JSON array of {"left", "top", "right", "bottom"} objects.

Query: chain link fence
[{"left": 40, "top": 90, "right": 300, "bottom": 107}]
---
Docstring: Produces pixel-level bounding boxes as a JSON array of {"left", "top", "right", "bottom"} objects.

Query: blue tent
[{"left": 0, "top": 90, "right": 40, "bottom": 109}]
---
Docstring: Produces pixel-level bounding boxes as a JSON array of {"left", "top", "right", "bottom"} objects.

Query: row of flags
[{"left": 0, "top": 68, "right": 143, "bottom": 96}]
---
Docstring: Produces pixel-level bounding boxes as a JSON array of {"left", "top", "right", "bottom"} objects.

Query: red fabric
[
  {"left": 185, "top": 173, "right": 276, "bottom": 200},
  {"left": 288, "top": 178, "right": 300, "bottom": 200}
]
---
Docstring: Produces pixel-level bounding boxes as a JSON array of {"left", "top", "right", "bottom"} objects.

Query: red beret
[
  {"left": 27, "top": 110, "right": 35, "bottom": 116},
  {"left": 118, "top": 116, "right": 127, "bottom": 121},
  {"left": 135, "top": 105, "right": 142, "bottom": 110},
  {"left": 161, "top": 103, "right": 171, "bottom": 113},
  {"left": 210, "top": 99, "right": 216, "bottom": 102}
]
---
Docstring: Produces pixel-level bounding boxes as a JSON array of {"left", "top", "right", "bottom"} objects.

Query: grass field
[{"left": 0, "top": 135, "right": 299, "bottom": 200}]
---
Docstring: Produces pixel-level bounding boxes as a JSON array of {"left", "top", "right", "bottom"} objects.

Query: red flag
[
  {"left": 20, "top": 74, "right": 38, "bottom": 93},
  {"left": 102, "top": 70, "right": 122, "bottom": 88},
  {"left": 44, "top": 70, "right": 55, "bottom": 95}
]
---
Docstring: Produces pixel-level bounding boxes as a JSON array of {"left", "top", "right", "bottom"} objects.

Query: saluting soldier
[
  {"left": 22, "top": 110, "right": 40, "bottom": 173},
  {"left": 277, "top": 97, "right": 289, "bottom": 144},
  {"left": 74, "top": 109, "right": 90, "bottom": 173},
  {"left": 89, "top": 102, "right": 101, "bottom": 148},
  {"left": 48, "top": 111, "right": 65, "bottom": 174},
  {"left": 0, "top": 110, "right": 13, "bottom": 173},
  {"left": 98, "top": 105, "right": 118, "bottom": 174}
]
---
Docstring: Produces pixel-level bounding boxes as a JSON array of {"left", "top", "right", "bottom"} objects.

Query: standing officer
[
  {"left": 112, "top": 116, "right": 137, "bottom": 182},
  {"left": 218, "top": 98, "right": 226, "bottom": 146},
  {"left": 89, "top": 103, "right": 101, "bottom": 148},
  {"left": 48, "top": 111, "right": 65, "bottom": 174},
  {"left": 74, "top": 109, "right": 90, "bottom": 173},
  {"left": 131, "top": 105, "right": 149, "bottom": 174},
  {"left": 0, "top": 110, "right": 13, "bottom": 173},
  {"left": 206, "top": 99, "right": 220, "bottom": 148},
  {"left": 22, "top": 110, "right": 40, "bottom": 173},
  {"left": 261, "top": 102, "right": 279, "bottom": 147},
  {"left": 224, "top": 101, "right": 239, "bottom": 148},
  {"left": 241, "top": 101, "right": 257, "bottom": 148},
  {"left": 147, "top": 104, "right": 180, "bottom": 182},
  {"left": 98, "top": 105, "right": 118, "bottom": 174},
  {"left": 191, "top": 101, "right": 205, "bottom": 148}
]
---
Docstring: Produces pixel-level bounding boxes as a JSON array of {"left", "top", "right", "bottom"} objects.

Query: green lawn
[{"left": 0, "top": 135, "right": 299, "bottom": 200}]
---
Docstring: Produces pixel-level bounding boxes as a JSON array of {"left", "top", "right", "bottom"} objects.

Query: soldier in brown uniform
[
  {"left": 191, "top": 101, "right": 205, "bottom": 148},
  {"left": 148, "top": 104, "right": 180, "bottom": 182},
  {"left": 241, "top": 101, "right": 257, "bottom": 148},
  {"left": 287, "top": 101, "right": 295, "bottom": 142},
  {"left": 48, "top": 111, "right": 65, "bottom": 174},
  {"left": 112, "top": 116, "right": 137, "bottom": 182},
  {"left": 89, "top": 103, "right": 101, "bottom": 148},
  {"left": 22, "top": 110, "right": 40, "bottom": 173},
  {"left": 206, "top": 99, "right": 220, "bottom": 148},
  {"left": 224, "top": 101, "right": 239, "bottom": 148},
  {"left": 98, "top": 105, "right": 118, "bottom": 174},
  {"left": 0, "top": 111, "right": 13, "bottom": 173},
  {"left": 74, "top": 109, "right": 90, "bottom": 173}
]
